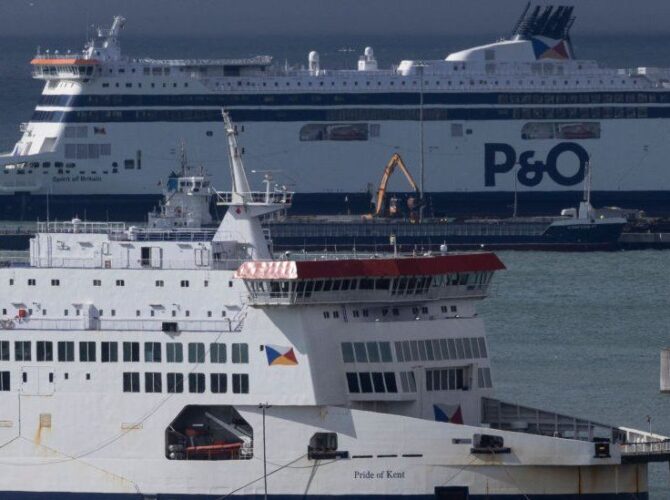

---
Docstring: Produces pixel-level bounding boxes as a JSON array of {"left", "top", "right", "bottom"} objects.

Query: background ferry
[{"left": 3, "top": 5, "right": 670, "bottom": 220}]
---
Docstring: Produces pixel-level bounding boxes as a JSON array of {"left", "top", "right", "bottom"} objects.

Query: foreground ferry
[
  {"left": 4, "top": 5, "right": 670, "bottom": 219},
  {"left": 0, "top": 114, "right": 666, "bottom": 498}
]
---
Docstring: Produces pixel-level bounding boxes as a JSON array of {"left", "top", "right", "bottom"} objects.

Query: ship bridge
[
  {"left": 236, "top": 252, "right": 505, "bottom": 306},
  {"left": 30, "top": 53, "right": 100, "bottom": 80}
]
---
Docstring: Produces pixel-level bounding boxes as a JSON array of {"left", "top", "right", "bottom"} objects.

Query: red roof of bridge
[{"left": 235, "top": 253, "right": 505, "bottom": 280}]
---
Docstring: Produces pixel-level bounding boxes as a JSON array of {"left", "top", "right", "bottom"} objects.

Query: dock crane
[{"left": 363, "top": 153, "right": 421, "bottom": 220}]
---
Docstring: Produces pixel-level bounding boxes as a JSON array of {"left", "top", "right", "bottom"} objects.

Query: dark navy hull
[
  {"left": 266, "top": 219, "right": 626, "bottom": 252},
  {"left": 1, "top": 190, "right": 670, "bottom": 222},
  {"left": 0, "top": 492, "right": 649, "bottom": 499}
]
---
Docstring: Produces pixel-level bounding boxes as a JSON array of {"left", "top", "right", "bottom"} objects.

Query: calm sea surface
[{"left": 1, "top": 33, "right": 670, "bottom": 495}]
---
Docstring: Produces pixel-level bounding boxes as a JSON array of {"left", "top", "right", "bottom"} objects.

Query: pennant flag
[
  {"left": 265, "top": 344, "right": 298, "bottom": 366},
  {"left": 433, "top": 404, "right": 463, "bottom": 424}
]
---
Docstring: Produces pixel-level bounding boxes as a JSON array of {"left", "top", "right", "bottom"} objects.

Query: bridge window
[
  {"left": 0, "top": 341, "right": 8, "bottom": 361},
  {"left": 346, "top": 372, "right": 397, "bottom": 394},
  {"left": 399, "top": 371, "right": 417, "bottom": 392},
  {"left": 478, "top": 367, "right": 493, "bottom": 388},
  {"left": 426, "top": 367, "right": 468, "bottom": 391},
  {"left": 0, "top": 372, "right": 9, "bottom": 391}
]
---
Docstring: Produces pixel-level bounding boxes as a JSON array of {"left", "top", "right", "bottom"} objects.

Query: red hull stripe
[{"left": 236, "top": 253, "right": 505, "bottom": 280}]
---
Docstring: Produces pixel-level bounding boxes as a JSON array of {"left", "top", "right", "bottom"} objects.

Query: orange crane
[{"left": 364, "top": 153, "right": 421, "bottom": 219}]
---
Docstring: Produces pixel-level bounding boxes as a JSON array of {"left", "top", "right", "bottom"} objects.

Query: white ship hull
[
  {"left": 0, "top": 109, "right": 659, "bottom": 498},
  {"left": 0, "top": 390, "right": 650, "bottom": 498},
  {"left": 4, "top": 6, "right": 670, "bottom": 219}
]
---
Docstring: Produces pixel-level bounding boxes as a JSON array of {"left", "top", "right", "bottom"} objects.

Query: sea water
[{"left": 1, "top": 32, "right": 670, "bottom": 496}]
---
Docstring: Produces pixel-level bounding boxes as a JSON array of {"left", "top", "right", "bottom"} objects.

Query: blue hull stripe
[
  {"left": 0, "top": 492, "right": 650, "bottom": 500},
  {"left": 0, "top": 191, "right": 668, "bottom": 222},
  {"left": 36, "top": 90, "right": 670, "bottom": 108},
  {"left": 30, "top": 106, "right": 660, "bottom": 123}
]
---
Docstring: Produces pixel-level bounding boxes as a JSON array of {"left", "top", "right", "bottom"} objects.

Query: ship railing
[
  {"left": 481, "top": 397, "right": 626, "bottom": 443},
  {"left": 30, "top": 256, "right": 244, "bottom": 271},
  {"left": 245, "top": 284, "right": 488, "bottom": 306},
  {"left": 2, "top": 317, "right": 243, "bottom": 333},
  {"left": 214, "top": 191, "right": 293, "bottom": 205},
  {"left": 33, "top": 51, "right": 89, "bottom": 60},
  {"left": 110, "top": 228, "right": 217, "bottom": 242},
  {"left": 37, "top": 221, "right": 126, "bottom": 234}
]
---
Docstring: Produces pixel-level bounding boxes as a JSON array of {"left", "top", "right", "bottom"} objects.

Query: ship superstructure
[
  {"left": 0, "top": 113, "right": 664, "bottom": 498},
  {"left": 4, "top": 5, "right": 670, "bottom": 219}
]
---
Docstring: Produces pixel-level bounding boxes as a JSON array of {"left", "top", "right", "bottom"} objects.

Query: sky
[{"left": 0, "top": 0, "right": 669, "bottom": 38}]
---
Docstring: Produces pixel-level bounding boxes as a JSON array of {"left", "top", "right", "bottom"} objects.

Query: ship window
[
  {"left": 93, "top": 279, "right": 101, "bottom": 286},
  {"left": 51, "top": 279, "right": 60, "bottom": 286},
  {"left": 210, "top": 373, "right": 227, "bottom": 393},
  {"left": 180, "top": 280, "right": 189, "bottom": 287},
  {"left": 358, "top": 372, "right": 373, "bottom": 393},
  {"left": 232, "top": 373, "right": 249, "bottom": 394},
  {"left": 0, "top": 372, "right": 9, "bottom": 391},
  {"left": 380, "top": 342, "right": 393, "bottom": 362},
  {"left": 101, "top": 342, "right": 118, "bottom": 362},
  {"left": 188, "top": 373, "right": 206, "bottom": 393},
  {"left": 36, "top": 341, "right": 53, "bottom": 362},
  {"left": 124, "top": 159, "right": 135, "bottom": 169},
  {"left": 116, "top": 279, "right": 125, "bottom": 286},
  {"left": 346, "top": 372, "right": 359, "bottom": 393},
  {"left": 58, "top": 341, "right": 74, "bottom": 362},
  {"left": 145, "top": 372, "right": 162, "bottom": 393},
  {"left": 210, "top": 343, "right": 227, "bottom": 363},
  {"left": 123, "top": 372, "right": 140, "bottom": 393},
  {"left": 232, "top": 343, "right": 248, "bottom": 364},
  {"left": 123, "top": 342, "right": 140, "bottom": 362},
  {"left": 300, "top": 123, "right": 369, "bottom": 142},
  {"left": 353, "top": 342, "right": 367, "bottom": 363},
  {"left": 0, "top": 341, "right": 8, "bottom": 361},
  {"left": 15, "top": 341, "right": 31, "bottom": 361},
  {"left": 188, "top": 343, "right": 205, "bottom": 363},
  {"left": 79, "top": 341, "right": 96, "bottom": 362},
  {"left": 366, "top": 342, "right": 380, "bottom": 362},
  {"left": 155, "top": 280, "right": 164, "bottom": 287},
  {"left": 167, "top": 373, "right": 184, "bottom": 393},
  {"left": 28, "top": 278, "right": 36, "bottom": 286},
  {"left": 144, "top": 342, "right": 162, "bottom": 362},
  {"left": 426, "top": 368, "right": 466, "bottom": 391},
  {"left": 341, "top": 343, "right": 354, "bottom": 363},
  {"left": 166, "top": 343, "right": 183, "bottom": 363}
]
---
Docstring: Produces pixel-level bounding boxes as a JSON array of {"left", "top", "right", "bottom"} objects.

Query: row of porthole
[{"left": 212, "top": 78, "right": 639, "bottom": 89}]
